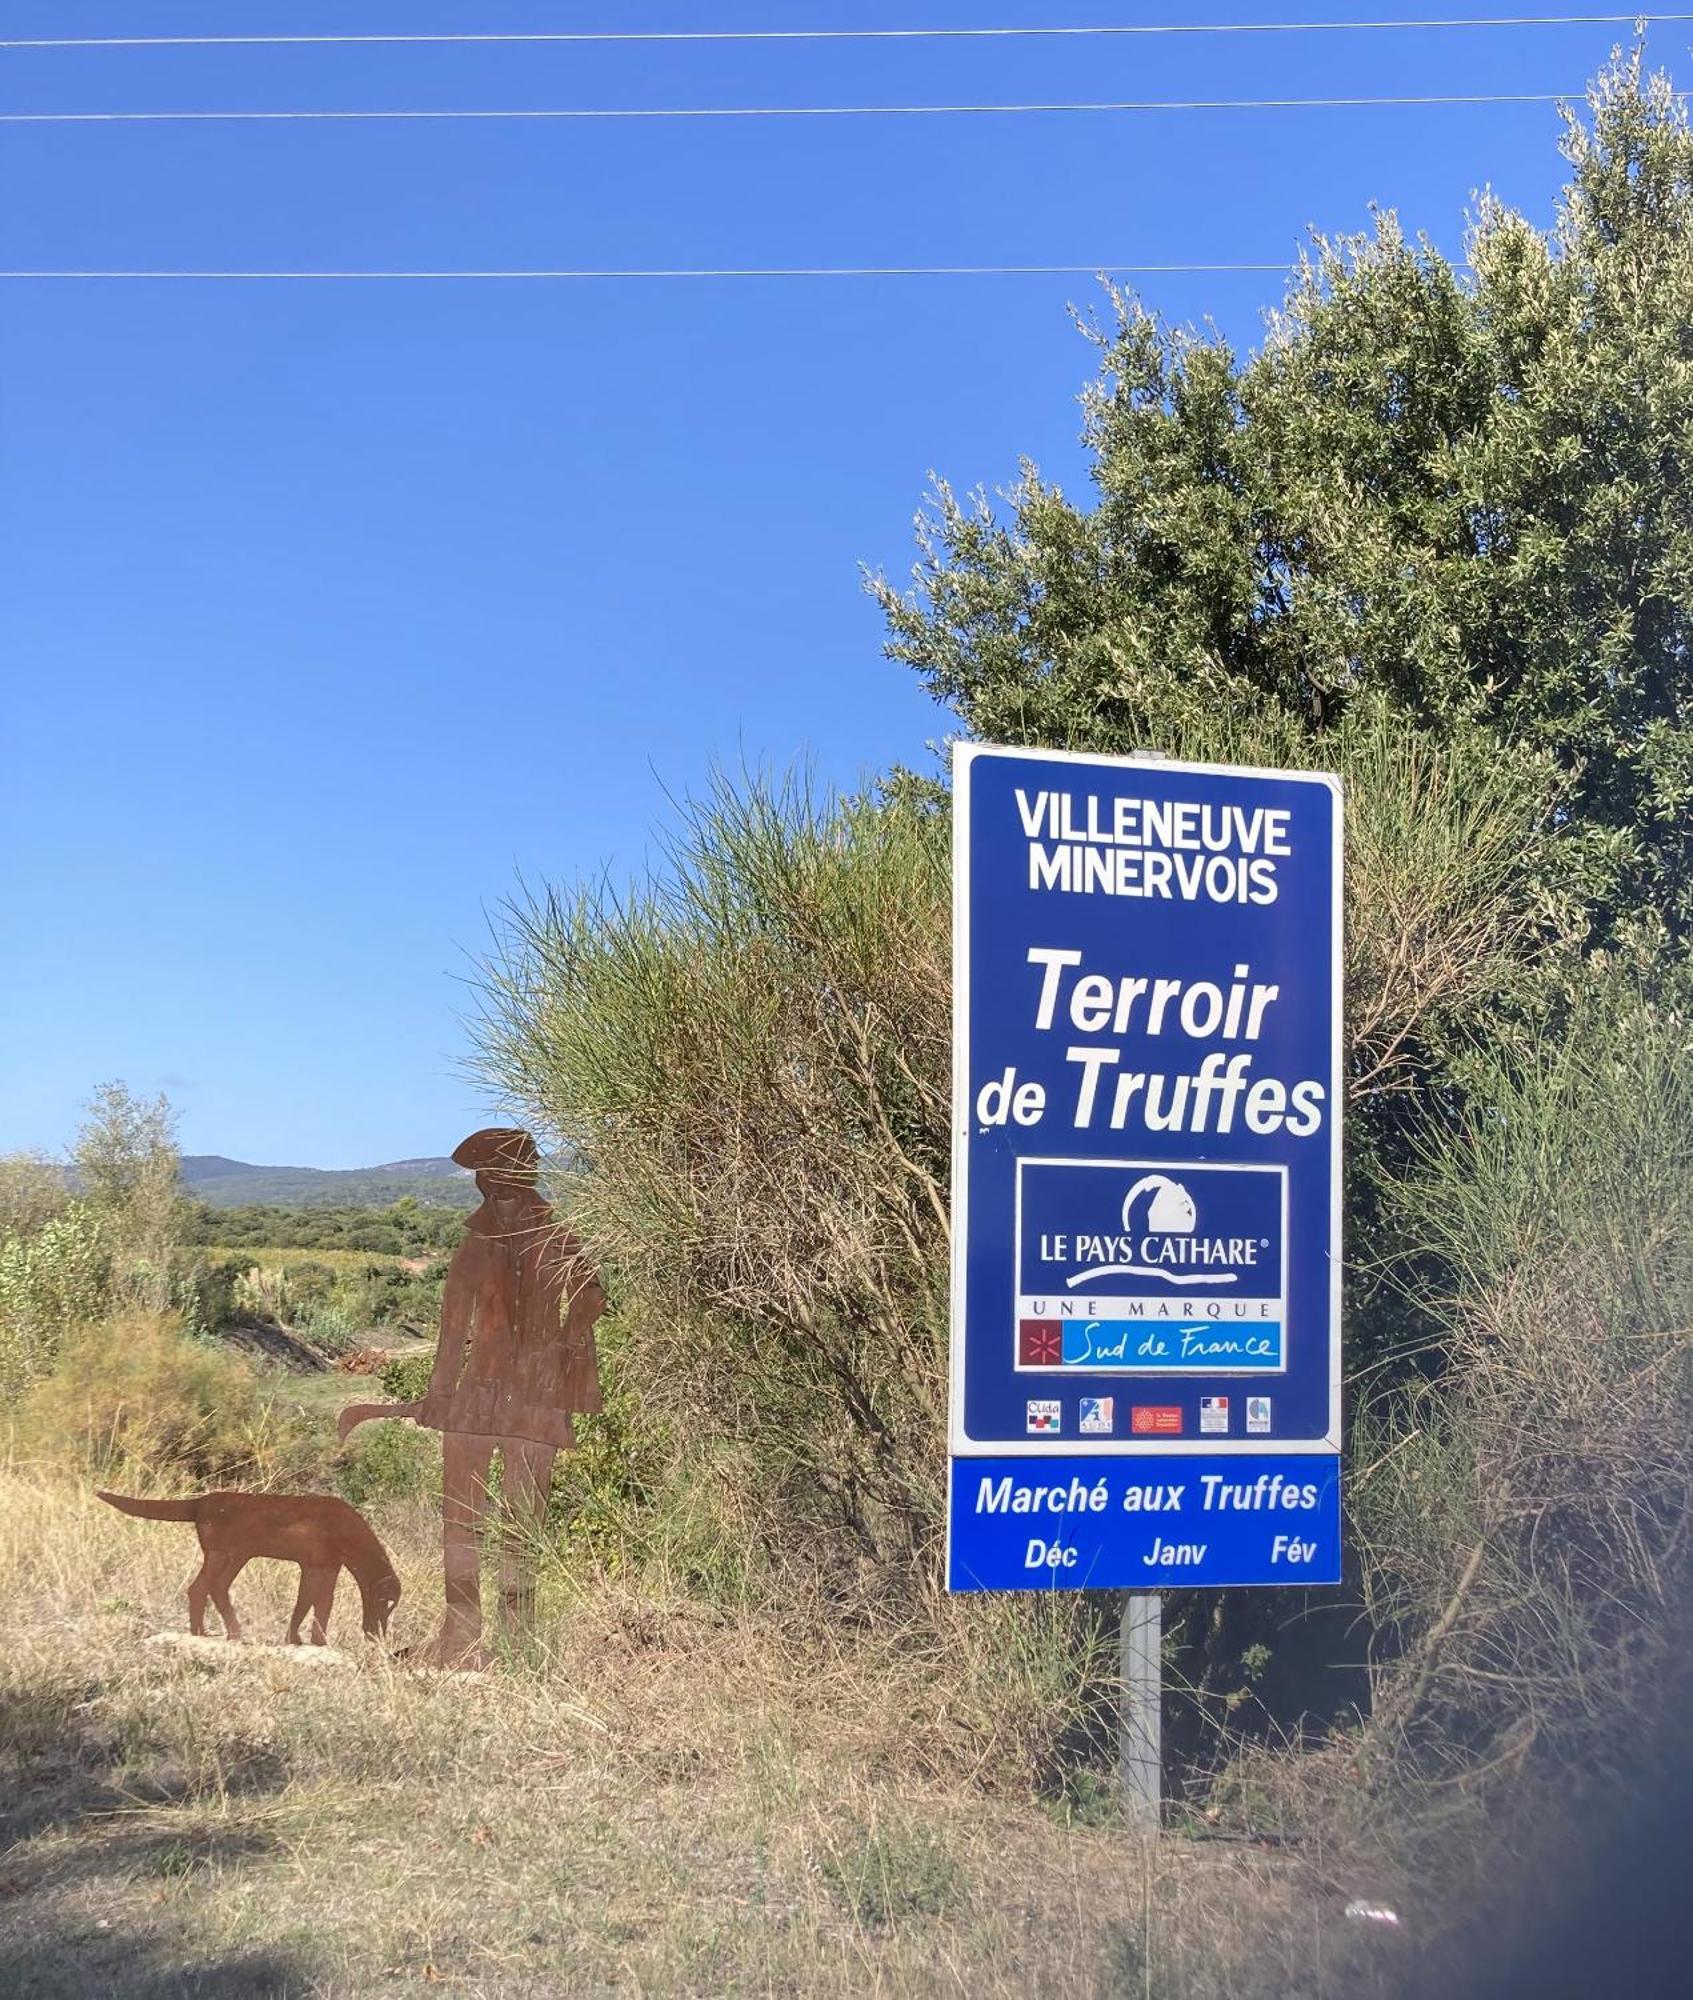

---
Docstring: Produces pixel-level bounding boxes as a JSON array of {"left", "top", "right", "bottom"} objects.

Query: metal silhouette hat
[{"left": 452, "top": 1127, "right": 541, "bottom": 1178}]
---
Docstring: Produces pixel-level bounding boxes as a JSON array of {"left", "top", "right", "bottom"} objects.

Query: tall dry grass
[
  {"left": 471, "top": 729, "right": 1558, "bottom": 1757},
  {"left": 1197, "top": 969, "right": 1693, "bottom": 1986},
  {"left": 1356, "top": 970, "right": 1693, "bottom": 1796},
  {"left": 479, "top": 772, "right": 954, "bottom": 1589},
  {"left": 0, "top": 1465, "right": 1402, "bottom": 1998}
]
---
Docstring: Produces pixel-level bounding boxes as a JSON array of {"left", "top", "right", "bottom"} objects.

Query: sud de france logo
[{"left": 1015, "top": 1158, "right": 1287, "bottom": 1374}]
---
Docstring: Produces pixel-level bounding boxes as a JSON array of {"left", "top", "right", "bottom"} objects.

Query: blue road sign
[
  {"left": 947, "top": 1456, "right": 1342, "bottom": 1592},
  {"left": 948, "top": 744, "right": 1342, "bottom": 1591}
]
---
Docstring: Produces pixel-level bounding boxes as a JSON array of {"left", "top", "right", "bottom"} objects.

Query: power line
[
  {"left": 0, "top": 263, "right": 1292, "bottom": 281},
  {"left": 4, "top": 14, "right": 1689, "bottom": 51},
  {"left": 0, "top": 92, "right": 1585, "bottom": 125}
]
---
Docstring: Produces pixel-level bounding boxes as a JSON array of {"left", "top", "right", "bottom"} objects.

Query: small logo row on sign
[{"left": 1024, "top": 1395, "right": 1272, "bottom": 1437}]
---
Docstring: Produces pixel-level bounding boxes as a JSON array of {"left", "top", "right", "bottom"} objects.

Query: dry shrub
[
  {"left": 11, "top": 1312, "right": 322, "bottom": 1491},
  {"left": 479, "top": 772, "right": 953, "bottom": 1586},
  {"left": 1204, "top": 971, "right": 1693, "bottom": 1955},
  {"left": 478, "top": 774, "right": 1131, "bottom": 1786},
  {"left": 468, "top": 730, "right": 1566, "bottom": 1840},
  {"left": 1362, "top": 1279, "right": 1693, "bottom": 1781},
  {"left": 1358, "top": 972, "right": 1693, "bottom": 1785},
  {"left": 476, "top": 725, "right": 1551, "bottom": 1602}
]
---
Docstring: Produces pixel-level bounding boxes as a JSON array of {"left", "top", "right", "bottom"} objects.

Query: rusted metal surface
[
  {"left": 339, "top": 1127, "right": 607, "bottom": 1668},
  {"left": 337, "top": 1397, "right": 422, "bottom": 1437},
  {"left": 97, "top": 1490, "right": 401, "bottom": 1644}
]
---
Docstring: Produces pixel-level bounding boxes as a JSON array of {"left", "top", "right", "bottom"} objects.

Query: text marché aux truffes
[{"left": 976, "top": 947, "right": 1326, "bottom": 1140}]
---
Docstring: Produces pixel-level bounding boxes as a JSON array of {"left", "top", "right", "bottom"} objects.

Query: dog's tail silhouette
[{"left": 96, "top": 1490, "right": 199, "bottom": 1521}]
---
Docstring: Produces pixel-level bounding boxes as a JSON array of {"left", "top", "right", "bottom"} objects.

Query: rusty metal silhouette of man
[{"left": 343, "top": 1127, "right": 604, "bottom": 1668}]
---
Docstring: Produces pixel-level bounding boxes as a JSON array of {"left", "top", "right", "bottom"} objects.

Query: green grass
[{"left": 181, "top": 1245, "right": 421, "bottom": 1272}]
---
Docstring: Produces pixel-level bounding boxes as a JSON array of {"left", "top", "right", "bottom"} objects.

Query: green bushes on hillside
[
  {"left": 2, "top": 1080, "right": 451, "bottom": 1424},
  {"left": 184, "top": 1198, "right": 464, "bottom": 1258},
  {"left": 2, "top": 1086, "right": 183, "bottom": 1400},
  {"left": 0, "top": 1205, "right": 111, "bottom": 1402}
]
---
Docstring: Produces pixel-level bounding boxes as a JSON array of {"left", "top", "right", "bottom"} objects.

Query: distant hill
[{"left": 179, "top": 1155, "right": 477, "bottom": 1209}]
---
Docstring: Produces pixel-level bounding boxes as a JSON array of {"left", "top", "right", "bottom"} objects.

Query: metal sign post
[
  {"left": 1119, "top": 1590, "right": 1162, "bottom": 1830},
  {"left": 944, "top": 742, "right": 1345, "bottom": 1821}
]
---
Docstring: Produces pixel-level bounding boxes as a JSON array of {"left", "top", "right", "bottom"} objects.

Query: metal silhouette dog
[{"left": 98, "top": 1489, "right": 401, "bottom": 1645}]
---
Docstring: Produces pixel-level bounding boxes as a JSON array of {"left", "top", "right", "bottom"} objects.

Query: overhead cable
[
  {"left": 0, "top": 92, "right": 1586, "bottom": 125},
  {"left": 4, "top": 14, "right": 1690, "bottom": 51},
  {"left": 0, "top": 263, "right": 1292, "bottom": 281}
]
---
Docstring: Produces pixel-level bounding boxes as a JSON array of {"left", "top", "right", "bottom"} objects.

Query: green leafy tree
[
  {"left": 0, "top": 1153, "right": 69, "bottom": 1241},
  {"left": 0, "top": 1204, "right": 110, "bottom": 1401},
  {"left": 871, "top": 48, "right": 1693, "bottom": 1821},
  {"left": 74, "top": 1081, "right": 181, "bottom": 1311},
  {"left": 74, "top": 1081, "right": 178, "bottom": 1213},
  {"left": 873, "top": 53, "right": 1693, "bottom": 951}
]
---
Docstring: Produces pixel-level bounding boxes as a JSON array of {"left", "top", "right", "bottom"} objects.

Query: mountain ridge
[{"left": 179, "top": 1154, "right": 476, "bottom": 1209}]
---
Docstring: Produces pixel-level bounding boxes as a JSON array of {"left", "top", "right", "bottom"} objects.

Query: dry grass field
[{"left": 0, "top": 1467, "right": 1406, "bottom": 2000}]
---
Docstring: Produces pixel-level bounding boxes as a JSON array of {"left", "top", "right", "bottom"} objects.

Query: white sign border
[{"left": 948, "top": 740, "right": 1344, "bottom": 1458}]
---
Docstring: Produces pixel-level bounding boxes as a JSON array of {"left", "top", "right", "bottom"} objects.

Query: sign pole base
[{"left": 1119, "top": 1591, "right": 1162, "bottom": 1832}]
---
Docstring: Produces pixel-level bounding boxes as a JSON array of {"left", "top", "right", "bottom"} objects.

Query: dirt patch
[
  {"left": 333, "top": 1345, "right": 392, "bottom": 1376},
  {"left": 214, "top": 1318, "right": 329, "bottom": 1373}
]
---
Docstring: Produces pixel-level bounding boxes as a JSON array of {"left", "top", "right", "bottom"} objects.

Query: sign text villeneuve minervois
[{"left": 947, "top": 745, "right": 1343, "bottom": 1591}]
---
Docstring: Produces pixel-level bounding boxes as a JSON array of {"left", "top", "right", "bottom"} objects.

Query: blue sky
[{"left": 0, "top": 4, "right": 1673, "bottom": 1167}]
